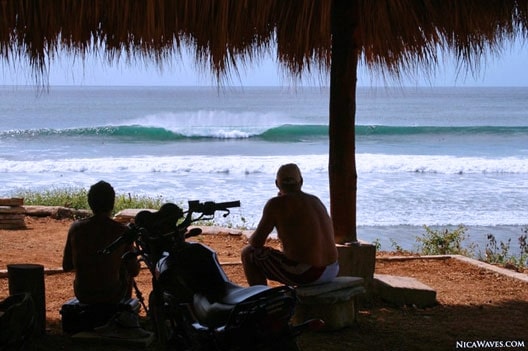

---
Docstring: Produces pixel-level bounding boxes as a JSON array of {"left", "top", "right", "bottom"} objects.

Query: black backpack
[{"left": 0, "top": 293, "right": 35, "bottom": 351}]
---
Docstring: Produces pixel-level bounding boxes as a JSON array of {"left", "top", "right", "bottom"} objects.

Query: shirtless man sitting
[
  {"left": 62, "top": 181, "right": 140, "bottom": 304},
  {"left": 241, "top": 163, "right": 339, "bottom": 286}
]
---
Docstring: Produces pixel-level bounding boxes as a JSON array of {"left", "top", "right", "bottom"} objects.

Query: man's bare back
[
  {"left": 62, "top": 181, "right": 140, "bottom": 304},
  {"left": 64, "top": 215, "right": 129, "bottom": 303},
  {"left": 255, "top": 191, "right": 337, "bottom": 267},
  {"left": 242, "top": 163, "right": 338, "bottom": 286}
]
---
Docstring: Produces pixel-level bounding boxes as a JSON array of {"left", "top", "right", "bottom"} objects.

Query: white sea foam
[
  {"left": 126, "top": 110, "right": 292, "bottom": 137},
  {"left": 1, "top": 154, "right": 526, "bottom": 175},
  {"left": 358, "top": 154, "right": 528, "bottom": 174}
]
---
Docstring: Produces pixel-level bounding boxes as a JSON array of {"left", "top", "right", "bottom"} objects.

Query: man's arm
[
  {"left": 248, "top": 200, "right": 276, "bottom": 248},
  {"left": 62, "top": 227, "right": 75, "bottom": 272},
  {"left": 123, "top": 244, "right": 141, "bottom": 277}
]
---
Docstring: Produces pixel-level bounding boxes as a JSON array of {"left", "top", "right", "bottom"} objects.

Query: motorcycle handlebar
[
  {"left": 187, "top": 200, "right": 240, "bottom": 216},
  {"left": 213, "top": 200, "right": 241, "bottom": 210},
  {"left": 100, "top": 200, "right": 240, "bottom": 254},
  {"left": 98, "top": 224, "right": 139, "bottom": 255}
]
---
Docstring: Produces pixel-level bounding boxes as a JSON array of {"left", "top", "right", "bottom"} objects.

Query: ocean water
[{"left": 1, "top": 85, "right": 527, "bottom": 254}]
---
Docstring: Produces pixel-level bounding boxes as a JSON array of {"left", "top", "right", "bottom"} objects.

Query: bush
[
  {"left": 483, "top": 231, "right": 528, "bottom": 271},
  {"left": 416, "top": 224, "right": 472, "bottom": 256}
]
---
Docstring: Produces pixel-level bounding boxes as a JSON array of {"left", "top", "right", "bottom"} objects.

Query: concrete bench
[{"left": 292, "top": 276, "right": 365, "bottom": 331}]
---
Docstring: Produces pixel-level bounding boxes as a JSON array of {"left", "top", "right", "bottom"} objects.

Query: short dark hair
[{"left": 87, "top": 181, "right": 115, "bottom": 214}]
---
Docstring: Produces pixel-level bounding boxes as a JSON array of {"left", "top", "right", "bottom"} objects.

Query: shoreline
[{"left": 9, "top": 205, "right": 528, "bottom": 257}]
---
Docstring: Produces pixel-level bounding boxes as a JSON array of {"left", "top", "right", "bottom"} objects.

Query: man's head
[
  {"left": 275, "top": 163, "right": 303, "bottom": 193},
  {"left": 88, "top": 181, "right": 115, "bottom": 214}
]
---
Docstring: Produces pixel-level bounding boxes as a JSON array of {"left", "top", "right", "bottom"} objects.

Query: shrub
[
  {"left": 416, "top": 224, "right": 472, "bottom": 256},
  {"left": 483, "top": 231, "right": 528, "bottom": 271}
]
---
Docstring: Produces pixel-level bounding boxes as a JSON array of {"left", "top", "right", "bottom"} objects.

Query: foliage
[
  {"left": 15, "top": 188, "right": 89, "bottom": 209},
  {"left": 13, "top": 187, "right": 164, "bottom": 215},
  {"left": 483, "top": 234, "right": 511, "bottom": 264},
  {"left": 389, "top": 238, "right": 414, "bottom": 255},
  {"left": 372, "top": 238, "right": 382, "bottom": 252},
  {"left": 415, "top": 224, "right": 472, "bottom": 256},
  {"left": 482, "top": 229, "right": 528, "bottom": 271},
  {"left": 113, "top": 193, "right": 164, "bottom": 213}
]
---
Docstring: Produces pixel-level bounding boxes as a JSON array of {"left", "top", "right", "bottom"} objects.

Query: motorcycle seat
[
  {"left": 218, "top": 282, "right": 270, "bottom": 305},
  {"left": 193, "top": 283, "right": 270, "bottom": 328}
]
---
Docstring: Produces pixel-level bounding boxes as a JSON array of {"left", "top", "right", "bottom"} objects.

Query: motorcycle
[{"left": 101, "top": 200, "right": 321, "bottom": 350}]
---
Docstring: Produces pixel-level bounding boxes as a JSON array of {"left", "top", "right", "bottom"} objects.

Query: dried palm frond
[{"left": 0, "top": 0, "right": 526, "bottom": 82}]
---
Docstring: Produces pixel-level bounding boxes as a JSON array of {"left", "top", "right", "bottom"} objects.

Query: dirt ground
[{"left": 1, "top": 216, "right": 527, "bottom": 351}]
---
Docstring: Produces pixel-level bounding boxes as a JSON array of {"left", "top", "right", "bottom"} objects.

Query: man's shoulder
[
  {"left": 279, "top": 191, "right": 319, "bottom": 201},
  {"left": 70, "top": 217, "right": 90, "bottom": 228},
  {"left": 71, "top": 215, "right": 125, "bottom": 228}
]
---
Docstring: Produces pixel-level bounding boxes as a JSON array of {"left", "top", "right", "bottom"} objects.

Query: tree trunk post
[
  {"left": 330, "top": 1, "right": 376, "bottom": 292},
  {"left": 329, "top": 0, "right": 359, "bottom": 244}
]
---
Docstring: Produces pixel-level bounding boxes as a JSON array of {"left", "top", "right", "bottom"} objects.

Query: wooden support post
[{"left": 7, "top": 264, "right": 46, "bottom": 335}]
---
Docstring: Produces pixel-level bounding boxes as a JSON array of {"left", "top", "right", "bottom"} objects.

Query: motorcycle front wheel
[
  {"left": 252, "top": 337, "right": 301, "bottom": 351},
  {"left": 149, "top": 290, "right": 170, "bottom": 347},
  {"left": 276, "top": 338, "right": 302, "bottom": 351},
  {"left": 149, "top": 291, "right": 201, "bottom": 351}
]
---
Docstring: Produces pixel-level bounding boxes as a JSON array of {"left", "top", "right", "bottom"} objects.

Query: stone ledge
[
  {"left": 376, "top": 254, "right": 528, "bottom": 283},
  {"left": 450, "top": 254, "right": 528, "bottom": 283},
  {"left": 373, "top": 273, "right": 437, "bottom": 308}
]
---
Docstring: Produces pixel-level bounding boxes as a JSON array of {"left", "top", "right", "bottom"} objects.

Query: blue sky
[{"left": 1, "top": 40, "right": 526, "bottom": 87}]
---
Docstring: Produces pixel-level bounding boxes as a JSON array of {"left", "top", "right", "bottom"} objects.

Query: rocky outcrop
[{"left": 23, "top": 206, "right": 91, "bottom": 220}]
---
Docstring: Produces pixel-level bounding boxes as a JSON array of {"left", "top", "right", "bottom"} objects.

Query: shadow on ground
[{"left": 29, "top": 298, "right": 528, "bottom": 351}]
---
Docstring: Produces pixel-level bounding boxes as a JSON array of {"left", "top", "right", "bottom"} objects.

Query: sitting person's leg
[
  {"left": 242, "top": 245, "right": 332, "bottom": 286},
  {"left": 241, "top": 245, "right": 269, "bottom": 285}
]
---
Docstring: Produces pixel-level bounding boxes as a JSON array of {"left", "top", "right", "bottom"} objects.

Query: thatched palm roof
[
  {"left": 1, "top": 0, "right": 527, "bottom": 243},
  {"left": 2, "top": 1, "right": 526, "bottom": 80}
]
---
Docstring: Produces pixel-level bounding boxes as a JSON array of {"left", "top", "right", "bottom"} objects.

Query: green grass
[{"left": 12, "top": 187, "right": 165, "bottom": 215}]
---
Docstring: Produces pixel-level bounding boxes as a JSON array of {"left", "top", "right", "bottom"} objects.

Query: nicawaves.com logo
[{"left": 456, "top": 340, "right": 526, "bottom": 349}]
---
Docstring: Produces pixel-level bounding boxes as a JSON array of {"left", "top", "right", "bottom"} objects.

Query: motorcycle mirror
[{"left": 185, "top": 227, "right": 203, "bottom": 238}]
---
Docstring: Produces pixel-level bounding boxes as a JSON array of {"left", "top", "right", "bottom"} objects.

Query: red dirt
[{"left": 1, "top": 217, "right": 527, "bottom": 350}]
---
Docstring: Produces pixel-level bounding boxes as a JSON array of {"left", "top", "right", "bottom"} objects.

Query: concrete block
[
  {"left": 373, "top": 274, "right": 437, "bottom": 308},
  {"left": 336, "top": 242, "right": 376, "bottom": 292}
]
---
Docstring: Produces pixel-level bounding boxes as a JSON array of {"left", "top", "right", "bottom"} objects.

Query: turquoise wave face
[
  {"left": 0, "top": 124, "right": 330, "bottom": 141},
  {"left": 355, "top": 125, "right": 528, "bottom": 136},
  {"left": 260, "top": 124, "right": 328, "bottom": 141},
  {"left": 0, "top": 125, "right": 185, "bottom": 141},
  {"left": 2, "top": 124, "right": 528, "bottom": 142}
]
